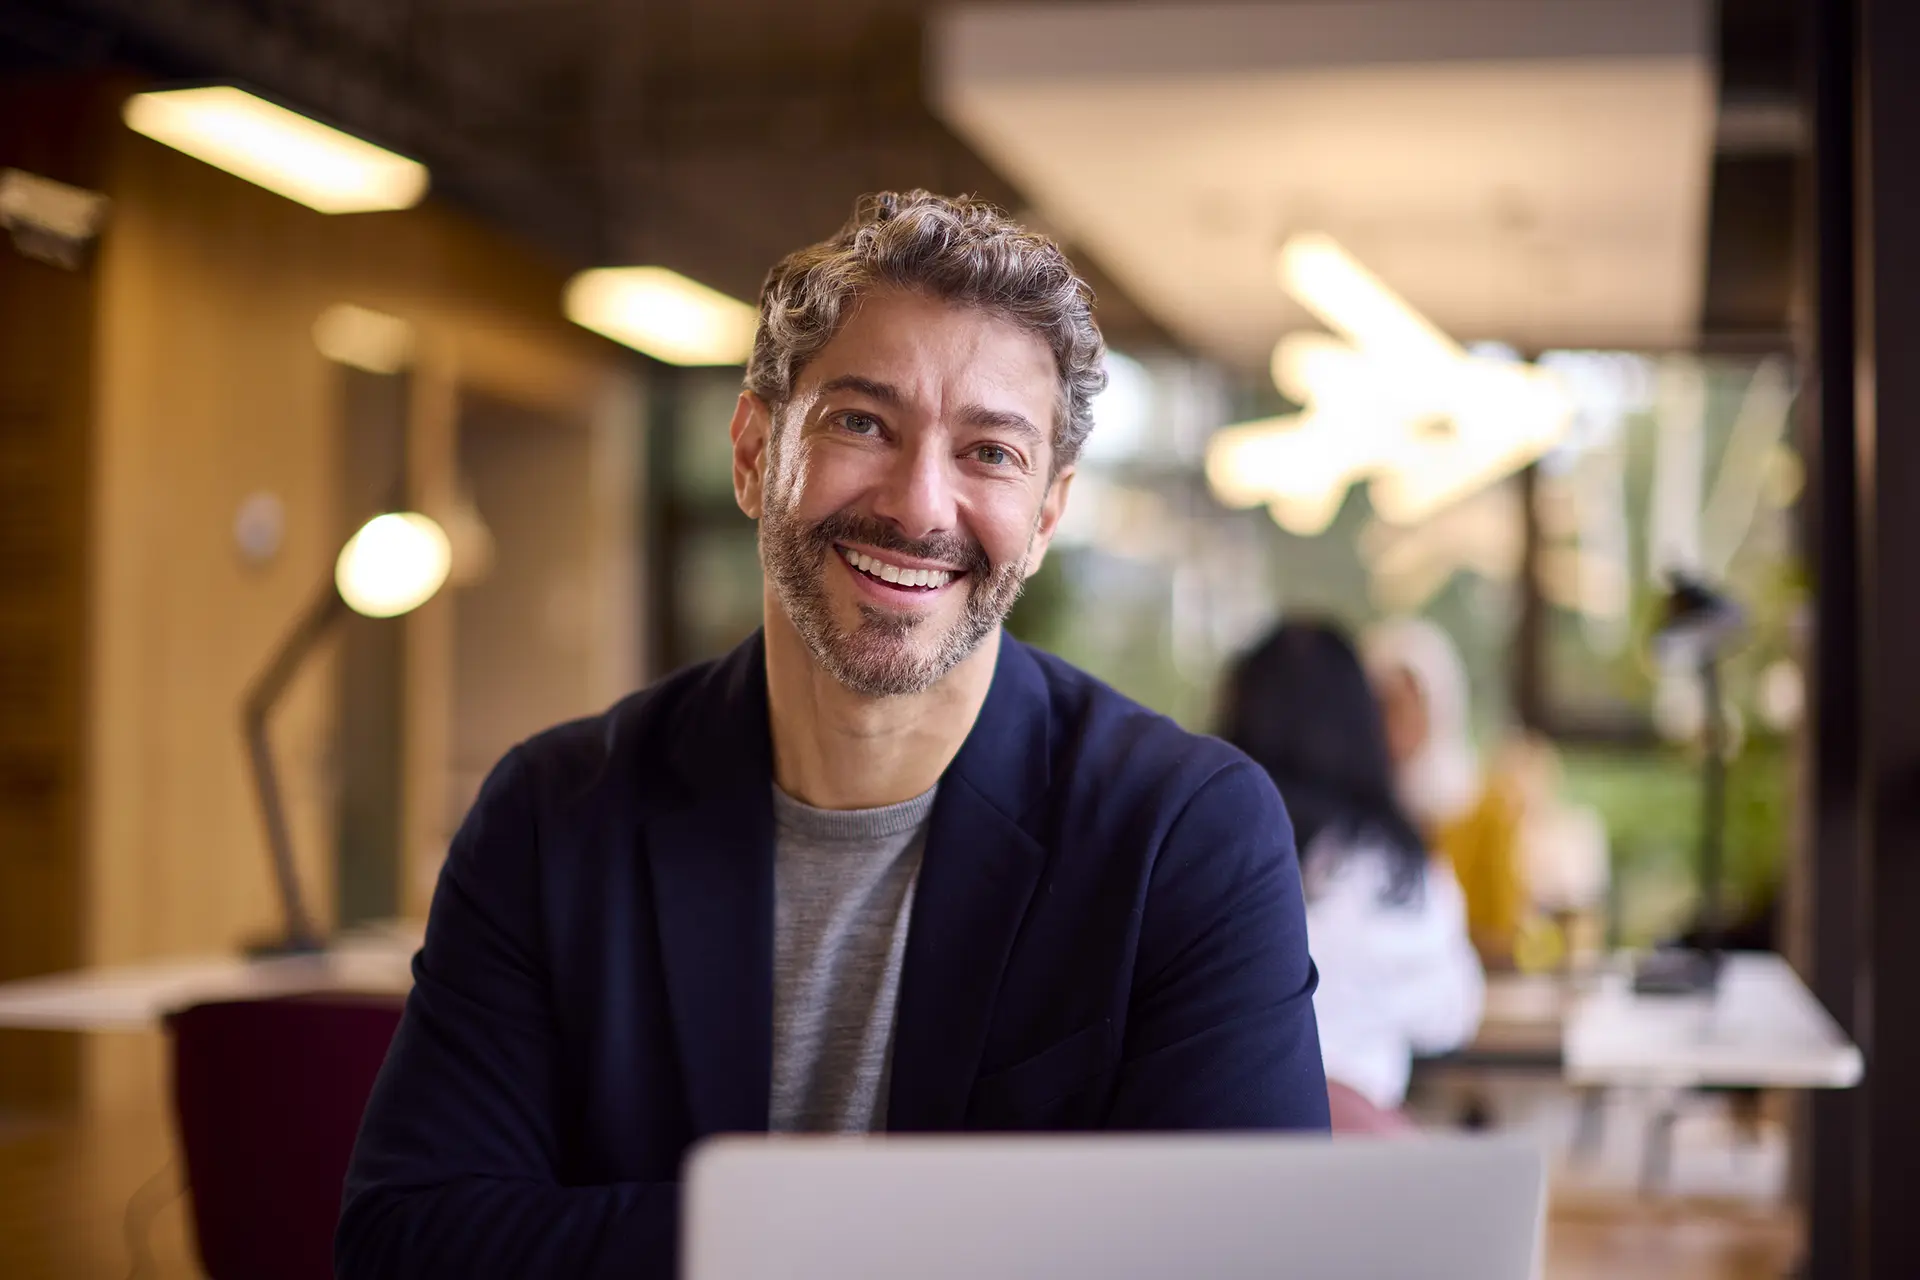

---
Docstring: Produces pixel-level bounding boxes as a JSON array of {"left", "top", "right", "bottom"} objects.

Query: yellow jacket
[{"left": 1433, "top": 782, "right": 1529, "bottom": 968}]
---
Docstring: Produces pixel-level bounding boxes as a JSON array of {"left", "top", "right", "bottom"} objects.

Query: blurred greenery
[
  {"left": 1537, "top": 359, "right": 1804, "bottom": 948},
  {"left": 1561, "top": 735, "right": 1792, "bottom": 948},
  {"left": 1007, "top": 548, "right": 1203, "bottom": 723},
  {"left": 659, "top": 355, "right": 1804, "bottom": 957}
]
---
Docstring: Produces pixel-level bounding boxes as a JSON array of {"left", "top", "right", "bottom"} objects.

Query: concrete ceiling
[
  {"left": 932, "top": 0, "right": 1719, "bottom": 369},
  {"left": 7, "top": 0, "right": 1793, "bottom": 359},
  {"left": 2, "top": 0, "right": 1181, "bottom": 349}
]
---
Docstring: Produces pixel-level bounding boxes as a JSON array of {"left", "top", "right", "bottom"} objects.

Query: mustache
[{"left": 807, "top": 509, "right": 992, "bottom": 576}]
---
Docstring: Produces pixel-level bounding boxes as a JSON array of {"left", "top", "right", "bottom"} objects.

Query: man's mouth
[{"left": 836, "top": 545, "right": 963, "bottom": 592}]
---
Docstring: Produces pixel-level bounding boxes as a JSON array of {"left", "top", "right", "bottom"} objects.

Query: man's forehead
[{"left": 791, "top": 300, "right": 1057, "bottom": 411}]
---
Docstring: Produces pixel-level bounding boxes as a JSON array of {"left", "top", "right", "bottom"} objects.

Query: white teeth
[{"left": 841, "top": 547, "right": 954, "bottom": 589}]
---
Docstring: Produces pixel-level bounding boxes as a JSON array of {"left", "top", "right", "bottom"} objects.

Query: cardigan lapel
[
  {"left": 643, "top": 633, "right": 777, "bottom": 1136},
  {"left": 642, "top": 630, "right": 1057, "bottom": 1136},
  {"left": 886, "top": 637, "right": 1053, "bottom": 1131}
]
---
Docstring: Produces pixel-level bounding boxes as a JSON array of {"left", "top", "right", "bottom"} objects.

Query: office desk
[
  {"left": 1563, "top": 951, "right": 1859, "bottom": 1193},
  {"left": 1565, "top": 951, "right": 1862, "bottom": 1090},
  {"left": 0, "top": 925, "right": 419, "bottom": 1032},
  {"left": 4, "top": 938, "right": 1859, "bottom": 1090},
  {"left": 1412, "top": 971, "right": 1570, "bottom": 1081}
]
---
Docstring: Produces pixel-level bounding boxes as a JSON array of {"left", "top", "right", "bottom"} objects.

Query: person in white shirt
[{"left": 1220, "top": 621, "right": 1485, "bottom": 1117}]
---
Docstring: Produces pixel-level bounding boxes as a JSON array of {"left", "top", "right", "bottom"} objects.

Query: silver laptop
[{"left": 683, "top": 1133, "right": 1545, "bottom": 1279}]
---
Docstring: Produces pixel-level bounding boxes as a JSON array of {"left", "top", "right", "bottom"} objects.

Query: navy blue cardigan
[{"left": 337, "top": 631, "right": 1327, "bottom": 1278}]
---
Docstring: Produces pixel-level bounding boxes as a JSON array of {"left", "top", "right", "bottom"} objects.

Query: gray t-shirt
[{"left": 768, "top": 782, "right": 935, "bottom": 1133}]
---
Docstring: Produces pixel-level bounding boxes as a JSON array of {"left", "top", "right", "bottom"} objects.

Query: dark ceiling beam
[
  {"left": 50, "top": 0, "right": 604, "bottom": 257},
  {"left": 0, "top": 0, "right": 112, "bottom": 71},
  {"left": 1700, "top": 0, "right": 1804, "bottom": 344},
  {"left": 25, "top": 0, "right": 1176, "bottom": 351}
]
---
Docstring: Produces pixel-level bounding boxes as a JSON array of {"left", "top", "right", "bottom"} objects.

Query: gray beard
[{"left": 759, "top": 497, "right": 1030, "bottom": 698}]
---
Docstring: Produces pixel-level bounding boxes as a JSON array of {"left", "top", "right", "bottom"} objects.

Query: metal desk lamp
[
  {"left": 243, "top": 512, "right": 451, "bottom": 955},
  {"left": 1633, "top": 572, "right": 1747, "bottom": 996}
]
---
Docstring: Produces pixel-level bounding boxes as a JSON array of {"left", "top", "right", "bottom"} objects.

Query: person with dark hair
[
  {"left": 1364, "top": 617, "right": 1529, "bottom": 968},
  {"left": 1221, "top": 620, "right": 1484, "bottom": 1121},
  {"left": 338, "top": 192, "right": 1327, "bottom": 1280}
]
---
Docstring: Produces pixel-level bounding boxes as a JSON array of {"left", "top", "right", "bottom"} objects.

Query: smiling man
[{"left": 337, "top": 191, "right": 1328, "bottom": 1280}]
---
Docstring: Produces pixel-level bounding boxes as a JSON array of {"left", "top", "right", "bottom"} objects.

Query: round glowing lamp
[
  {"left": 243, "top": 511, "right": 452, "bottom": 953},
  {"left": 335, "top": 512, "right": 452, "bottom": 618}
]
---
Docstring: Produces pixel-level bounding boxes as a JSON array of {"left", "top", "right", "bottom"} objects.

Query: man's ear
[
  {"left": 730, "top": 392, "right": 773, "bottom": 519},
  {"left": 1024, "top": 467, "right": 1076, "bottom": 577}
]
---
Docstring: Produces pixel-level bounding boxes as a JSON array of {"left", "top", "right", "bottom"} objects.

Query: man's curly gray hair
[{"left": 746, "top": 190, "right": 1108, "bottom": 472}]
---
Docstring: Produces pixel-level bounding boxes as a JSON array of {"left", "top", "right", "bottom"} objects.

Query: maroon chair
[
  {"left": 1328, "top": 1079, "right": 1417, "bottom": 1136},
  {"left": 167, "top": 993, "right": 404, "bottom": 1280}
]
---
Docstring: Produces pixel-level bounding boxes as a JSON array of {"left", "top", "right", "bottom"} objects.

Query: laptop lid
[{"left": 683, "top": 1133, "right": 1545, "bottom": 1280}]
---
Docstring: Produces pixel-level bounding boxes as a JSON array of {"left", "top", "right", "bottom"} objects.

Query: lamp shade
[
  {"left": 334, "top": 513, "right": 451, "bottom": 618},
  {"left": 1653, "top": 573, "right": 1745, "bottom": 659}
]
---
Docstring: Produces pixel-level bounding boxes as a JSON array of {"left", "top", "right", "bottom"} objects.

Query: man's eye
[
  {"left": 840, "top": 412, "right": 881, "bottom": 436},
  {"left": 975, "top": 444, "right": 1013, "bottom": 467}
]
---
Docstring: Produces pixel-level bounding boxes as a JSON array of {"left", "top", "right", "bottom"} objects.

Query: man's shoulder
[
  {"left": 1013, "top": 643, "right": 1297, "bottom": 910},
  {"left": 506, "top": 654, "right": 729, "bottom": 797},
  {"left": 1017, "top": 641, "right": 1257, "bottom": 802}
]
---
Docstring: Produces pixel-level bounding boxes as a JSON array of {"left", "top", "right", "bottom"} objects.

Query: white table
[
  {"left": 1563, "top": 951, "right": 1860, "bottom": 1193},
  {"left": 1565, "top": 950, "right": 1862, "bottom": 1090},
  {"left": 0, "top": 924, "right": 420, "bottom": 1032}
]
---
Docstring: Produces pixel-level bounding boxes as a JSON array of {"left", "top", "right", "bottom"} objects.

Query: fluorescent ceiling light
[
  {"left": 0, "top": 167, "right": 110, "bottom": 244},
  {"left": 1207, "top": 234, "right": 1577, "bottom": 534},
  {"left": 1206, "top": 414, "right": 1363, "bottom": 511},
  {"left": 1368, "top": 402, "right": 1568, "bottom": 526},
  {"left": 564, "top": 267, "right": 758, "bottom": 366},
  {"left": 313, "top": 304, "right": 415, "bottom": 373},
  {"left": 1204, "top": 413, "right": 1371, "bottom": 537},
  {"left": 1277, "top": 233, "right": 1460, "bottom": 372},
  {"left": 122, "top": 87, "right": 428, "bottom": 214}
]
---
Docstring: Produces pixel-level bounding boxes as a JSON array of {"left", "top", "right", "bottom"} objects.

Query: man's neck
[{"left": 762, "top": 602, "right": 1000, "bottom": 811}]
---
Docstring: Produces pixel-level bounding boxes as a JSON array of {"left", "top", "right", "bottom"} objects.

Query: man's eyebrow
[
  {"left": 959, "top": 404, "right": 1045, "bottom": 443},
  {"left": 817, "top": 375, "right": 905, "bottom": 407},
  {"left": 816, "top": 376, "right": 1045, "bottom": 444}
]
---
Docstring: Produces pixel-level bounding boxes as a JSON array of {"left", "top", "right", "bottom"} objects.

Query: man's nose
[{"left": 869, "top": 436, "right": 959, "bottom": 542}]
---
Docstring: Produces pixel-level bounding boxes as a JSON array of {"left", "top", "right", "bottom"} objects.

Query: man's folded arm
[
  {"left": 336, "top": 748, "right": 679, "bottom": 1280},
  {"left": 1104, "top": 761, "right": 1331, "bottom": 1131}
]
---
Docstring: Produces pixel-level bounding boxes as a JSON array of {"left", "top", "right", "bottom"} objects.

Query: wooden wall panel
[
  {"left": 0, "top": 76, "right": 121, "bottom": 1114},
  {"left": 59, "top": 77, "right": 631, "bottom": 1113}
]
